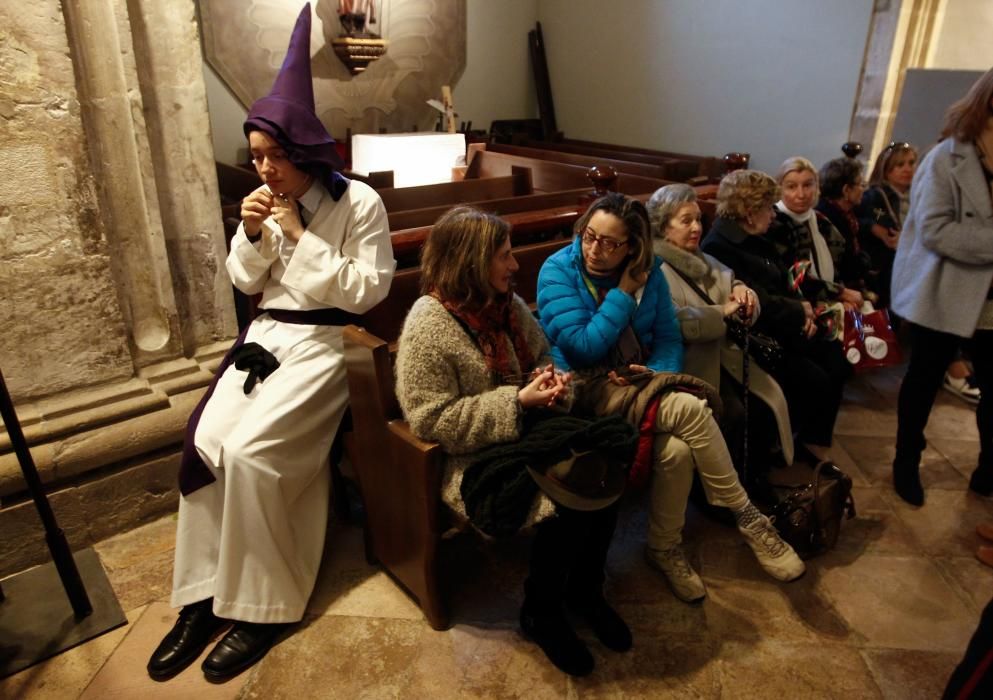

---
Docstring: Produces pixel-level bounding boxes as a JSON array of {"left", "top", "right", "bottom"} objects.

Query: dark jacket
[
  {"left": 814, "top": 197, "right": 875, "bottom": 291},
  {"left": 700, "top": 217, "right": 806, "bottom": 344},
  {"left": 766, "top": 210, "right": 843, "bottom": 302},
  {"left": 856, "top": 184, "right": 903, "bottom": 305}
]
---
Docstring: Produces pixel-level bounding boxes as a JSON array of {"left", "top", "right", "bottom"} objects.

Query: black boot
[
  {"left": 201, "top": 621, "right": 290, "bottom": 682},
  {"left": 893, "top": 461, "right": 925, "bottom": 506},
  {"left": 970, "top": 464, "right": 993, "bottom": 497},
  {"left": 520, "top": 599, "right": 594, "bottom": 677},
  {"left": 147, "top": 598, "right": 228, "bottom": 681},
  {"left": 566, "top": 591, "right": 631, "bottom": 652}
]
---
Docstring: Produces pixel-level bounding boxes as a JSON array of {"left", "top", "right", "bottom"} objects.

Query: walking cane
[{"left": 0, "top": 367, "right": 92, "bottom": 617}]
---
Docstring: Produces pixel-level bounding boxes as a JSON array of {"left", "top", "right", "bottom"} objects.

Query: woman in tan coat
[
  {"left": 395, "top": 206, "right": 629, "bottom": 677},
  {"left": 648, "top": 184, "right": 794, "bottom": 498}
]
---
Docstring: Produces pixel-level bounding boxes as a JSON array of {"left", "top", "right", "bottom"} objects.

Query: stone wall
[{"left": 0, "top": 0, "right": 237, "bottom": 575}]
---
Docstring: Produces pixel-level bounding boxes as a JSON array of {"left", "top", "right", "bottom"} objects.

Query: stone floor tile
[
  {"left": 834, "top": 403, "right": 899, "bottom": 437},
  {"left": 827, "top": 438, "right": 872, "bottom": 487},
  {"left": 306, "top": 522, "right": 424, "bottom": 622},
  {"left": 829, "top": 486, "right": 923, "bottom": 556},
  {"left": 929, "top": 437, "right": 983, "bottom": 482},
  {"left": 79, "top": 602, "right": 245, "bottom": 699},
  {"left": 815, "top": 553, "right": 977, "bottom": 652},
  {"left": 926, "top": 398, "right": 979, "bottom": 442},
  {"left": 932, "top": 555, "right": 993, "bottom": 615},
  {"left": 717, "top": 639, "right": 882, "bottom": 699},
  {"left": 93, "top": 516, "right": 176, "bottom": 611},
  {"left": 837, "top": 435, "right": 967, "bottom": 491},
  {"left": 0, "top": 605, "right": 141, "bottom": 700},
  {"left": 860, "top": 648, "right": 962, "bottom": 700},
  {"left": 883, "top": 488, "right": 993, "bottom": 557},
  {"left": 573, "top": 636, "right": 721, "bottom": 698}
]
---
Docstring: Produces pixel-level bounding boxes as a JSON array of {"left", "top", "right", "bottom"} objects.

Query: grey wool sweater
[{"left": 395, "top": 294, "right": 558, "bottom": 530}]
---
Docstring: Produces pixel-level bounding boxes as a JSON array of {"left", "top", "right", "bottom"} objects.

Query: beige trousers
[{"left": 648, "top": 391, "right": 749, "bottom": 551}]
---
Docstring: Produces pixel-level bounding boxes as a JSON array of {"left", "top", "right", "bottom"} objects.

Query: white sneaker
[
  {"left": 646, "top": 546, "right": 707, "bottom": 603},
  {"left": 738, "top": 515, "right": 806, "bottom": 582},
  {"left": 944, "top": 372, "right": 981, "bottom": 405}
]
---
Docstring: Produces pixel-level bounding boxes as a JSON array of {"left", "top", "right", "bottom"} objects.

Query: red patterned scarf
[{"left": 436, "top": 293, "right": 534, "bottom": 378}]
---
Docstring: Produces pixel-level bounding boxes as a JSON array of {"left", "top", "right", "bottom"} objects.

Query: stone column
[
  {"left": 126, "top": 0, "right": 237, "bottom": 354},
  {"left": 61, "top": 0, "right": 183, "bottom": 365}
]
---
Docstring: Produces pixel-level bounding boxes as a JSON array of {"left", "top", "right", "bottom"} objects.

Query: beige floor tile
[
  {"left": 79, "top": 602, "right": 247, "bottom": 699},
  {"left": 860, "top": 648, "right": 962, "bottom": 700},
  {"left": 573, "top": 636, "right": 721, "bottom": 699},
  {"left": 93, "top": 516, "right": 176, "bottom": 611},
  {"left": 883, "top": 488, "right": 993, "bottom": 557},
  {"left": 717, "top": 639, "right": 882, "bottom": 699},
  {"left": 929, "top": 437, "right": 983, "bottom": 482},
  {"left": 830, "top": 486, "right": 923, "bottom": 556},
  {"left": 932, "top": 555, "right": 993, "bottom": 615},
  {"left": 828, "top": 438, "right": 873, "bottom": 487},
  {"left": 0, "top": 606, "right": 141, "bottom": 700},
  {"left": 838, "top": 435, "right": 968, "bottom": 491},
  {"left": 834, "top": 404, "right": 899, "bottom": 437},
  {"left": 816, "top": 553, "right": 977, "bottom": 652},
  {"left": 926, "top": 398, "right": 979, "bottom": 442}
]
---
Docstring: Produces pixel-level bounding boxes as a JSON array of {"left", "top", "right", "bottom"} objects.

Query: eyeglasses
[{"left": 581, "top": 228, "right": 629, "bottom": 253}]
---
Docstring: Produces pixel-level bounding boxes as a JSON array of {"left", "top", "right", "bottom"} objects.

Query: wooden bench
[
  {"left": 487, "top": 142, "right": 681, "bottom": 181},
  {"left": 378, "top": 167, "right": 533, "bottom": 213},
  {"left": 343, "top": 237, "right": 570, "bottom": 630}
]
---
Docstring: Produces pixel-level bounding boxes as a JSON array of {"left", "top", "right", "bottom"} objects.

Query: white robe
[{"left": 171, "top": 179, "right": 395, "bottom": 623}]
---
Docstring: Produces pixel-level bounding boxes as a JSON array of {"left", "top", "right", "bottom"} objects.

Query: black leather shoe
[
  {"left": 969, "top": 467, "right": 993, "bottom": 497},
  {"left": 520, "top": 601, "right": 594, "bottom": 677},
  {"left": 201, "top": 622, "right": 289, "bottom": 682},
  {"left": 147, "top": 599, "right": 228, "bottom": 681},
  {"left": 567, "top": 594, "right": 632, "bottom": 652}
]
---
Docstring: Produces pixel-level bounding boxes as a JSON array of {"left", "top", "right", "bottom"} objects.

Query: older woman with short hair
[
  {"left": 815, "top": 158, "right": 875, "bottom": 297},
  {"left": 701, "top": 170, "right": 851, "bottom": 466},
  {"left": 768, "top": 157, "right": 865, "bottom": 309},
  {"left": 648, "top": 184, "right": 792, "bottom": 497}
]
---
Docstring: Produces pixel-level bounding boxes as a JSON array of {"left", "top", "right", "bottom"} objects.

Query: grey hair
[{"left": 646, "top": 183, "right": 698, "bottom": 237}]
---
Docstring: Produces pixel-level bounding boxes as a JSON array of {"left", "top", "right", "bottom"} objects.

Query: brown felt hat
[{"left": 526, "top": 449, "right": 626, "bottom": 512}]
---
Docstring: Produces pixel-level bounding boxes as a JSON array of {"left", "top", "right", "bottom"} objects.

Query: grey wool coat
[
  {"left": 655, "top": 239, "right": 795, "bottom": 465},
  {"left": 891, "top": 137, "right": 993, "bottom": 337},
  {"left": 395, "top": 294, "right": 558, "bottom": 530}
]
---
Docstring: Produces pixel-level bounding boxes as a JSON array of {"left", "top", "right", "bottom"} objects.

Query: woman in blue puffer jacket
[{"left": 537, "top": 193, "right": 804, "bottom": 604}]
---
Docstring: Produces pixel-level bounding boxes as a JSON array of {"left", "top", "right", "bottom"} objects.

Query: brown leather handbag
[{"left": 771, "top": 461, "right": 856, "bottom": 559}]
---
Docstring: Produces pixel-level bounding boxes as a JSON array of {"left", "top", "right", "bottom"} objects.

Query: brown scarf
[{"left": 436, "top": 293, "right": 534, "bottom": 379}]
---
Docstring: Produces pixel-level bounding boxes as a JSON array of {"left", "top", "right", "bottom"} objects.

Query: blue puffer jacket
[{"left": 537, "top": 236, "right": 683, "bottom": 373}]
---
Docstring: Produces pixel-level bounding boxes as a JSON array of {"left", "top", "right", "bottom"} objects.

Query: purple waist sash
[{"left": 178, "top": 307, "right": 361, "bottom": 495}]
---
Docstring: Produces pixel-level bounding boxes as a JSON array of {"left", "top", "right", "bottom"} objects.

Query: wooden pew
[
  {"left": 487, "top": 143, "right": 681, "bottom": 181},
  {"left": 343, "top": 237, "right": 570, "bottom": 630},
  {"left": 378, "top": 166, "right": 533, "bottom": 213},
  {"left": 552, "top": 137, "right": 727, "bottom": 180},
  {"left": 466, "top": 147, "right": 668, "bottom": 195}
]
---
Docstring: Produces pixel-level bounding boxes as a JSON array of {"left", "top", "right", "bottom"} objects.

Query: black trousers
[
  {"left": 773, "top": 339, "right": 852, "bottom": 448},
  {"left": 718, "top": 370, "right": 780, "bottom": 486},
  {"left": 525, "top": 502, "right": 618, "bottom": 606},
  {"left": 895, "top": 324, "right": 993, "bottom": 475},
  {"left": 944, "top": 596, "right": 993, "bottom": 699}
]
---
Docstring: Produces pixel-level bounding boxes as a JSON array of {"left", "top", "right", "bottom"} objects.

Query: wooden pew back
[{"left": 379, "top": 167, "right": 533, "bottom": 213}]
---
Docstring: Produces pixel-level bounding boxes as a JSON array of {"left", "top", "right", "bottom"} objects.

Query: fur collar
[{"left": 653, "top": 238, "right": 710, "bottom": 281}]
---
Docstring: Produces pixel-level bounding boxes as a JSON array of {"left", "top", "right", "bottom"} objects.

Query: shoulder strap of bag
[{"left": 665, "top": 262, "right": 718, "bottom": 306}]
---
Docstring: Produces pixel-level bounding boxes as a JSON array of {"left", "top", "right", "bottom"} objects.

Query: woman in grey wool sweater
[{"left": 395, "top": 206, "right": 629, "bottom": 677}]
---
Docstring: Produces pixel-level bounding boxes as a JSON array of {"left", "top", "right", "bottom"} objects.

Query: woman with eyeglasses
[
  {"left": 537, "top": 192, "right": 804, "bottom": 606},
  {"left": 701, "top": 170, "right": 852, "bottom": 468},
  {"left": 395, "top": 206, "right": 629, "bottom": 677},
  {"left": 857, "top": 142, "right": 918, "bottom": 309},
  {"left": 889, "top": 67, "right": 993, "bottom": 506}
]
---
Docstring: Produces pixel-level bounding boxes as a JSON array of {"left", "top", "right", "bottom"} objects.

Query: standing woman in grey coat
[{"left": 890, "top": 67, "right": 993, "bottom": 506}]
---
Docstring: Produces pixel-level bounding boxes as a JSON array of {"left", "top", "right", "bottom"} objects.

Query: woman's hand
[
  {"left": 722, "top": 299, "right": 743, "bottom": 317},
  {"left": 608, "top": 363, "right": 651, "bottom": 386},
  {"left": 530, "top": 364, "right": 572, "bottom": 400},
  {"left": 241, "top": 185, "right": 274, "bottom": 238},
  {"left": 271, "top": 194, "right": 305, "bottom": 242},
  {"left": 800, "top": 300, "right": 817, "bottom": 338},
  {"left": 728, "top": 285, "right": 757, "bottom": 320},
  {"left": 518, "top": 368, "right": 565, "bottom": 408},
  {"left": 619, "top": 260, "right": 649, "bottom": 295},
  {"left": 838, "top": 287, "right": 864, "bottom": 311},
  {"left": 872, "top": 223, "right": 900, "bottom": 250}
]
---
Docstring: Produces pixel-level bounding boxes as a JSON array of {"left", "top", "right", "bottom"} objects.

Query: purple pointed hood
[{"left": 244, "top": 2, "right": 347, "bottom": 199}]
